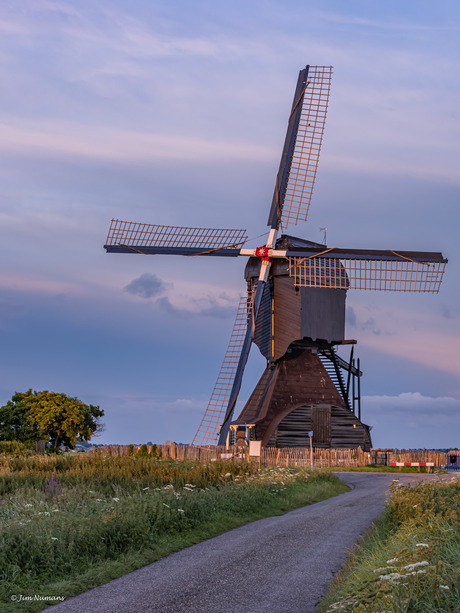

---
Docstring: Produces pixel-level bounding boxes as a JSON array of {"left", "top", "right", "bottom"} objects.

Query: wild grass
[
  {"left": 0, "top": 451, "right": 348, "bottom": 612},
  {"left": 318, "top": 475, "right": 460, "bottom": 612}
]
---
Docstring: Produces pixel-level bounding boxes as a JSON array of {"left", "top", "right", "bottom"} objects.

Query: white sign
[{"left": 249, "top": 440, "right": 262, "bottom": 457}]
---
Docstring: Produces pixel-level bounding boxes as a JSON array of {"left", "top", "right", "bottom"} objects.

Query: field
[
  {"left": 0, "top": 445, "right": 348, "bottom": 612},
  {"left": 319, "top": 475, "right": 460, "bottom": 612}
]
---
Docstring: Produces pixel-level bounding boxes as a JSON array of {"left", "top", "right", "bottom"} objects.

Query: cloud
[
  {"left": 0, "top": 273, "right": 82, "bottom": 297},
  {"left": 364, "top": 392, "right": 460, "bottom": 418},
  {"left": 440, "top": 304, "right": 459, "bottom": 320},
  {"left": 0, "top": 118, "right": 275, "bottom": 165},
  {"left": 319, "top": 10, "right": 459, "bottom": 33},
  {"left": 156, "top": 295, "right": 236, "bottom": 320},
  {"left": 346, "top": 301, "right": 460, "bottom": 377},
  {"left": 124, "top": 273, "right": 168, "bottom": 299},
  {"left": 364, "top": 392, "right": 460, "bottom": 449},
  {"left": 122, "top": 272, "right": 238, "bottom": 318},
  {"left": 345, "top": 305, "right": 356, "bottom": 325}
]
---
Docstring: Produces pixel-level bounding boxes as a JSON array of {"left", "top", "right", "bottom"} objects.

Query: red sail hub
[{"left": 255, "top": 246, "right": 271, "bottom": 262}]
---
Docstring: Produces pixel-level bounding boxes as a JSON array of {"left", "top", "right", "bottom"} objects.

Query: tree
[
  {"left": 0, "top": 396, "right": 41, "bottom": 446},
  {"left": 0, "top": 390, "right": 104, "bottom": 449}
]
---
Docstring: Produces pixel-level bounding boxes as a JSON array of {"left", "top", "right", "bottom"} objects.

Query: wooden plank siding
[
  {"left": 299, "top": 287, "right": 346, "bottom": 344},
  {"left": 264, "top": 403, "right": 371, "bottom": 450},
  {"left": 273, "top": 275, "right": 301, "bottom": 359},
  {"left": 252, "top": 279, "right": 273, "bottom": 360}
]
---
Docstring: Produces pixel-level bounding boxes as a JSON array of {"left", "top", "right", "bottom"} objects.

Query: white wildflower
[
  {"left": 183, "top": 487, "right": 194, "bottom": 491},
  {"left": 112, "top": 498, "right": 120, "bottom": 502},
  {"left": 25, "top": 504, "right": 33, "bottom": 508},
  {"left": 224, "top": 473, "right": 232, "bottom": 478},
  {"left": 386, "top": 558, "right": 398, "bottom": 564},
  {"left": 164, "top": 485, "right": 174, "bottom": 490},
  {"left": 415, "top": 543, "right": 429, "bottom": 548},
  {"left": 408, "top": 569, "right": 427, "bottom": 576},
  {"left": 96, "top": 499, "right": 103, "bottom": 502},
  {"left": 51, "top": 537, "right": 58, "bottom": 541},
  {"left": 177, "top": 508, "right": 185, "bottom": 513},
  {"left": 403, "top": 561, "right": 429, "bottom": 571},
  {"left": 142, "top": 487, "right": 149, "bottom": 491},
  {"left": 440, "top": 585, "right": 450, "bottom": 590},
  {"left": 184, "top": 484, "right": 195, "bottom": 488},
  {"left": 163, "top": 503, "right": 170, "bottom": 508},
  {"left": 379, "top": 572, "right": 402, "bottom": 581}
]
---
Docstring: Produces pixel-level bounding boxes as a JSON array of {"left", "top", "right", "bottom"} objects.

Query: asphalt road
[{"left": 46, "top": 473, "right": 442, "bottom": 613}]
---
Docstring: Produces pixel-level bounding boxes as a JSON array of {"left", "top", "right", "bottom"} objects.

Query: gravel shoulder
[{"left": 46, "top": 473, "right": 444, "bottom": 613}]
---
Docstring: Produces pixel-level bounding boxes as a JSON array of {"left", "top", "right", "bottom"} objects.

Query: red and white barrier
[{"left": 389, "top": 462, "right": 434, "bottom": 472}]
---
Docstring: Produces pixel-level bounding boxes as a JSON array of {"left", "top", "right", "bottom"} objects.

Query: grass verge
[
  {"left": 318, "top": 474, "right": 460, "bottom": 612},
  {"left": 0, "top": 452, "right": 349, "bottom": 612}
]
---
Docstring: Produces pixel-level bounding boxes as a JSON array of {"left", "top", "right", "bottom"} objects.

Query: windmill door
[{"left": 312, "top": 405, "right": 331, "bottom": 447}]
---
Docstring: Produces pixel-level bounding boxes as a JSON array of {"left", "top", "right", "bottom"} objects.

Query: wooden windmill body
[
  {"left": 233, "top": 234, "right": 372, "bottom": 450},
  {"left": 104, "top": 65, "right": 447, "bottom": 450}
]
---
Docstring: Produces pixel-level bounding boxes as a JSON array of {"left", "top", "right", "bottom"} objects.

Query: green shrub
[
  {"left": 0, "top": 440, "right": 31, "bottom": 456},
  {"left": 136, "top": 444, "right": 149, "bottom": 458},
  {"left": 150, "top": 444, "right": 162, "bottom": 459}
]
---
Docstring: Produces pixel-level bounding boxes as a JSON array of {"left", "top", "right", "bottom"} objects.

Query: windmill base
[{"left": 230, "top": 346, "right": 372, "bottom": 451}]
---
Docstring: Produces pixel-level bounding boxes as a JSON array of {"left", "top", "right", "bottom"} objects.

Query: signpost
[{"left": 308, "top": 431, "right": 314, "bottom": 472}]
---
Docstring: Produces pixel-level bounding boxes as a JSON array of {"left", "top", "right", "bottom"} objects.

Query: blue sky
[{"left": 1, "top": 0, "right": 459, "bottom": 449}]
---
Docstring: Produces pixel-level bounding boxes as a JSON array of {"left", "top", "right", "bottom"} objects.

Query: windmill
[{"left": 104, "top": 65, "right": 447, "bottom": 451}]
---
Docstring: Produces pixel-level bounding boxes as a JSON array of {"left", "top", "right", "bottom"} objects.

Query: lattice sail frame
[
  {"left": 106, "top": 219, "right": 247, "bottom": 250},
  {"left": 280, "top": 65, "right": 332, "bottom": 227},
  {"left": 192, "top": 294, "right": 254, "bottom": 446},
  {"left": 288, "top": 256, "right": 446, "bottom": 293}
]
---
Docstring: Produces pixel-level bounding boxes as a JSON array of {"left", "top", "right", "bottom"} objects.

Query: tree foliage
[{"left": 0, "top": 390, "right": 104, "bottom": 449}]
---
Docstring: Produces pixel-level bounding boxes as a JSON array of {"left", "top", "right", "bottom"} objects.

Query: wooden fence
[
  {"left": 97, "top": 445, "right": 447, "bottom": 468},
  {"left": 371, "top": 449, "right": 446, "bottom": 467}
]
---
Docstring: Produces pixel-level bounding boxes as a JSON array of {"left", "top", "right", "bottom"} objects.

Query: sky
[{"left": 0, "top": 0, "right": 459, "bottom": 449}]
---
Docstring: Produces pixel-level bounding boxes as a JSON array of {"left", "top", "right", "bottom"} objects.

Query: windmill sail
[
  {"left": 105, "top": 220, "right": 247, "bottom": 256},
  {"left": 192, "top": 295, "right": 253, "bottom": 446},
  {"left": 268, "top": 65, "right": 333, "bottom": 229},
  {"left": 288, "top": 249, "right": 447, "bottom": 293}
]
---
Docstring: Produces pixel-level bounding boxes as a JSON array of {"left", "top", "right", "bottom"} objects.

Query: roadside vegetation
[
  {"left": 319, "top": 475, "right": 460, "bottom": 612},
  {"left": 0, "top": 444, "right": 348, "bottom": 611}
]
